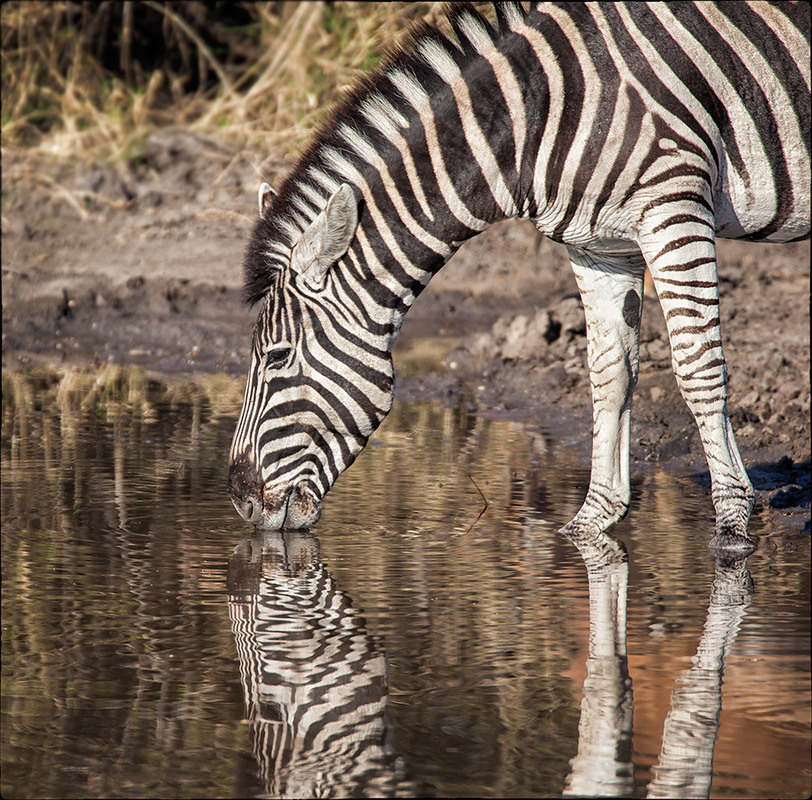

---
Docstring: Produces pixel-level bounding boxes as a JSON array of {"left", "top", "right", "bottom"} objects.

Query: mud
[{"left": 2, "top": 128, "right": 809, "bottom": 535}]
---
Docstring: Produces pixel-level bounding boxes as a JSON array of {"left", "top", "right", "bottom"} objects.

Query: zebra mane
[{"left": 242, "top": 1, "right": 529, "bottom": 306}]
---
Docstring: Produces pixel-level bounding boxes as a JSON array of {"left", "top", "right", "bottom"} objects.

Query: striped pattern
[
  {"left": 229, "top": 2, "right": 810, "bottom": 547},
  {"left": 228, "top": 532, "right": 414, "bottom": 797}
]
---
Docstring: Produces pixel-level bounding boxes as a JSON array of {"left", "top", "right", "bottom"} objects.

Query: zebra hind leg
[
  {"left": 643, "top": 225, "right": 755, "bottom": 552},
  {"left": 559, "top": 250, "right": 646, "bottom": 538}
]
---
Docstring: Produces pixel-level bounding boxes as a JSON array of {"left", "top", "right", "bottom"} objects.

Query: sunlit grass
[{"left": 1, "top": 1, "right": 476, "bottom": 167}]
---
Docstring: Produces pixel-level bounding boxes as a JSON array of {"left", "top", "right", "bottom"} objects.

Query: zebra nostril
[
  {"left": 233, "top": 495, "right": 263, "bottom": 524},
  {"left": 246, "top": 497, "right": 264, "bottom": 524},
  {"left": 229, "top": 453, "right": 265, "bottom": 524}
]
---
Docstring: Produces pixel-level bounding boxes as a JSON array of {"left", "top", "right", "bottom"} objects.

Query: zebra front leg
[
  {"left": 642, "top": 224, "right": 755, "bottom": 552},
  {"left": 560, "top": 249, "right": 646, "bottom": 537}
]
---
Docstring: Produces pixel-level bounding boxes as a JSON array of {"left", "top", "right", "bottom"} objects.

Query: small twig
[
  {"left": 465, "top": 473, "right": 489, "bottom": 533},
  {"left": 469, "top": 474, "right": 489, "bottom": 511}
]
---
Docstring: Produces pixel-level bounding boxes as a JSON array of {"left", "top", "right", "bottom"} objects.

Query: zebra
[
  {"left": 229, "top": 2, "right": 810, "bottom": 550},
  {"left": 561, "top": 528, "right": 753, "bottom": 797},
  {"left": 227, "top": 530, "right": 416, "bottom": 797}
]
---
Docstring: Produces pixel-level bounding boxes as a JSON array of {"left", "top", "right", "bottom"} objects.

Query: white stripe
[
  {"left": 354, "top": 227, "right": 417, "bottom": 309},
  {"left": 418, "top": 38, "right": 518, "bottom": 217},
  {"left": 359, "top": 94, "right": 435, "bottom": 222},
  {"left": 336, "top": 122, "right": 451, "bottom": 255},
  {"left": 695, "top": 2, "right": 809, "bottom": 230},
  {"left": 509, "top": 16, "right": 567, "bottom": 223},
  {"left": 755, "top": 3, "right": 810, "bottom": 92},
  {"left": 388, "top": 67, "right": 489, "bottom": 231},
  {"left": 456, "top": 12, "right": 527, "bottom": 180},
  {"left": 614, "top": 4, "right": 767, "bottom": 225},
  {"left": 320, "top": 144, "right": 436, "bottom": 285}
]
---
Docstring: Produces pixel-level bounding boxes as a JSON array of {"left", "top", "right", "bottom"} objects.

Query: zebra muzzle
[
  {"left": 280, "top": 483, "right": 322, "bottom": 530},
  {"left": 228, "top": 455, "right": 321, "bottom": 529},
  {"left": 246, "top": 483, "right": 320, "bottom": 530},
  {"left": 230, "top": 484, "right": 321, "bottom": 530}
]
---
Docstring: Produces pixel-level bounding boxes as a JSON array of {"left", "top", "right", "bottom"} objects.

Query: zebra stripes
[
  {"left": 227, "top": 531, "right": 415, "bottom": 796},
  {"left": 229, "top": 2, "right": 810, "bottom": 548}
]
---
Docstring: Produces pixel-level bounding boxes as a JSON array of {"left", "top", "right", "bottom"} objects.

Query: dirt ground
[{"left": 2, "top": 128, "right": 810, "bottom": 536}]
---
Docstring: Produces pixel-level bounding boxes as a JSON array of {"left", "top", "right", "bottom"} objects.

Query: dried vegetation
[{"left": 1, "top": 1, "right": 467, "bottom": 165}]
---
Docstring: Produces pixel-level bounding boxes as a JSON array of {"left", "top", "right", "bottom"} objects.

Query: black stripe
[
  {"left": 602, "top": 4, "right": 718, "bottom": 170},
  {"left": 302, "top": 293, "right": 392, "bottom": 361},
  {"left": 553, "top": 3, "right": 620, "bottom": 239},
  {"left": 718, "top": 2, "right": 810, "bottom": 162},
  {"left": 261, "top": 441, "right": 334, "bottom": 492},
  {"left": 457, "top": 43, "right": 519, "bottom": 198},
  {"left": 593, "top": 84, "right": 645, "bottom": 221},
  {"left": 535, "top": 8, "right": 585, "bottom": 216},
  {"left": 304, "top": 306, "right": 393, "bottom": 394},
  {"left": 666, "top": 2, "right": 794, "bottom": 237},
  {"left": 500, "top": 27, "right": 550, "bottom": 210}
]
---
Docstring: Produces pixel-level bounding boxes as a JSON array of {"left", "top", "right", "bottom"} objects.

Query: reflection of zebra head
[{"left": 227, "top": 530, "right": 414, "bottom": 797}]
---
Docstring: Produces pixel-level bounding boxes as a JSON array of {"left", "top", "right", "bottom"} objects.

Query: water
[{"left": 2, "top": 365, "right": 810, "bottom": 799}]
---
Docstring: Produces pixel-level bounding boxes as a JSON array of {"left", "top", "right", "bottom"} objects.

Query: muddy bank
[{"left": 2, "top": 129, "right": 809, "bottom": 535}]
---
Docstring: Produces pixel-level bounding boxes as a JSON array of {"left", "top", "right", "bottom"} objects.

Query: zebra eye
[{"left": 263, "top": 345, "right": 292, "bottom": 370}]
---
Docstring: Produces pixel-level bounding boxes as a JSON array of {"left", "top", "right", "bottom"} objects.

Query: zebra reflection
[
  {"left": 227, "top": 530, "right": 415, "bottom": 798},
  {"left": 562, "top": 531, "right": 634, "bottom": 798},
  {"left": 647, "top": 554, "right": 753, "bottom": 799},
  {"left": 562, "top": 531, "right": 753, "bottom": 799}
]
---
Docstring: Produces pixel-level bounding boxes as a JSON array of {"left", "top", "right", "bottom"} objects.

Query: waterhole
[{"left": 2, "top": 366, "right": 809, "bottom": 798}]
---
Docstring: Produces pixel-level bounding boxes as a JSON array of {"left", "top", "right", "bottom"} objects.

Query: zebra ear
[
  {"left": 292, "top": 184, "right": 358, "bottom": 287},
  {"left": 258, "top": 182, "right": 275, "bottom": 216}
]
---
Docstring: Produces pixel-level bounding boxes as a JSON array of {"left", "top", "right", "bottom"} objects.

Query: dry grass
[{"left": 1, "top": 1, "right": 477, "bottom": 167}]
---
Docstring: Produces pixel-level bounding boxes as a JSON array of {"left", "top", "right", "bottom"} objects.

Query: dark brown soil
[{"left": 2, "top": 128, "right": 809, "bottom": 536}]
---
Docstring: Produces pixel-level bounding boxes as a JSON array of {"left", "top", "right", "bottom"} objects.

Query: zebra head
[{"left": 229, "top": 182, "right": 395, "bottom": 529}]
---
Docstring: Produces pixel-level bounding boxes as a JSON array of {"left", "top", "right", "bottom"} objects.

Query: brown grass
[{"left": 1, "top": 1, "right": 478, "bottom": 166}]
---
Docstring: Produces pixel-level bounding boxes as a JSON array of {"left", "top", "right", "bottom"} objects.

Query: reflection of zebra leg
[
  {"left": 227, "top": 530, "right": 416, "bottom": 798},
  {"left": 647, "top": 555, "right": 753, "bottom": 799},
  {"left": 563, "top": 530, "right": 634, "bottom": 798}
]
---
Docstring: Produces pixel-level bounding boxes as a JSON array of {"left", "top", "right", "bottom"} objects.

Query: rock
[
  {"left": 498, "top": 308, "right": 555, "bottom": 361},
  {"left": 499, "top": 314, "right": 530, "bottom": 361},
  {"left": 552, "top": 295, "right": 586, "bottom": 337}
]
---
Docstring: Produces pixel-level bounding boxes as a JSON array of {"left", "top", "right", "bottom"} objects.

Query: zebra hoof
[{"left": 708, "top": 529, "right": 757, "bottom": 554}]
